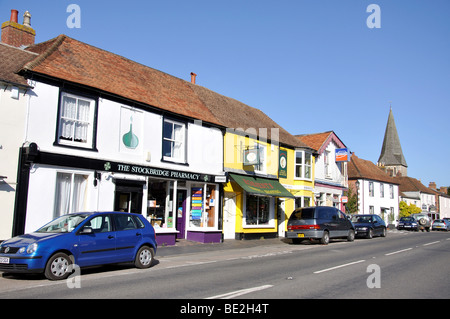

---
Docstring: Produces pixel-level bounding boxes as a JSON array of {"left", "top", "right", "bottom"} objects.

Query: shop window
[
  {"left": 189, "top": 184, "right": 218, "bottom": 228},
  {"left": 163, "top": 119, "right": 186, "bottom": 163},
  {"left": 245, "top": 195, "right": 272, "bottom": 226},
  {"left": 147, "top": 181, "right": 173, "bottom": 228},
  {"left": 53, "top": 172, "right": 88, "bottom": 218},
  {"left": 295, "top": 150, "right": 312, "bottom": 180},
  {"left": 56, "top": 92, "right": 97, "bottom": 149}
]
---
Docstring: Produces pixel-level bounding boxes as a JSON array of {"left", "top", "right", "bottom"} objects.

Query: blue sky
[{"left": 2, "top": 0, "right": 449, "bottom": 188}]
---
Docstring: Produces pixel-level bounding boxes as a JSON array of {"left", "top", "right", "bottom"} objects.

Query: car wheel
[
  {"left": 320, "top": 231, "right": 330, "bottom": 245},
  {"left": 381, "top": 227, "right": 387, "bottom": 237},
  {"left": 366, "top": 229, "right": 373, "bottom": 239},
  {"left": 135, "top": 245, "right": 154, "bottom": 269},
  {"left": 419, "top": 218, "right": 427, "bottom": 226},
  {"left": 45, "top": 252, "right": 72, "bottom": 281},
  {"left": 347, "top": 229, "right": 355, "bottom": 242}
]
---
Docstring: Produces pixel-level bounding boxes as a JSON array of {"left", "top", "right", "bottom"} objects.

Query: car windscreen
[
  {"left": 289, "top": 208, "right": 315, "bottom": 220},
  {"left": 400, "top": 217, "right": 414, "bottom": 222},
  {"left": 36, "top": 214, "right": 90, "bottom": 233},
  {"left": 351, "top": 216, "right": 372, "bottom": 223}
]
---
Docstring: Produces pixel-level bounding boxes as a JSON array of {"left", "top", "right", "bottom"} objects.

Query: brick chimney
[
  {"left": 429, "top": 182, "right": 437, "bottom": 190},
  {"left": 1, "top": 9, "right": 35, "bottom": 47}
]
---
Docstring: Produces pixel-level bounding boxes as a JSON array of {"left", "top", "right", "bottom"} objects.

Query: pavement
[{"left": 157, "top": 237, "right": 290, "bottom": 257}]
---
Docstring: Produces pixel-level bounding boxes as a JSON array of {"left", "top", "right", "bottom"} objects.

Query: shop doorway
[
  {"left": 176, "top": 189, "right": 187, "bottom": 239},
  {"left": 223, "top": 193, "right": 236, "bottom": 240},
  {"left": 114, "top": 180, "right": 144, "bottom": 214}
]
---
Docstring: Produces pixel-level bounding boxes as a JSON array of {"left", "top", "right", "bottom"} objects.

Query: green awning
[{"left": 229, "top": 174, "right": 294, "bottom": 198}]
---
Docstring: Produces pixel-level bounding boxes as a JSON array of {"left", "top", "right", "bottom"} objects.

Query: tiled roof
[
  {"left": 189, "top": 83, "right": 310, "bottom": 148},
  {"left": 394, "top": 176, "right": 436, "bottom": 195},
  {"left": 348, "top": 154, "right": 399, "bottom": 184},
  {"left": 19, "top": 34, "right": 306, "bottom": 148},
  {"left": 296, "top": 131, "right": 346, "bottom": 153},
  {"left": 22, "top": 35, "right": 220, "bottom": 125},
  {"left": 0, "top": 42, "right": 37, "bottom": 87}
]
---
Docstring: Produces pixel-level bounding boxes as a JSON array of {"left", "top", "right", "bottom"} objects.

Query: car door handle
[
  {"left": 136, "top": 232, "right": 142, "bottom": 236},
  {"left": 108, "top": 235, "right": 114, "bottom": 239}
]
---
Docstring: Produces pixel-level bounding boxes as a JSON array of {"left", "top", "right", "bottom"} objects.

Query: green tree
[
  {"left": 344, "top": 186, "right": 358, "bottom": 215},
  {"left": 399, "top": 201, "right": 421, "bottom": 218}
]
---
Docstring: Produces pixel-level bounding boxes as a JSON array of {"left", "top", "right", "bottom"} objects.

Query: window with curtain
[
  {"left": 163, "top": 119, "right": 186, "bottom": 163},
  {"left": 54, "top": 172, "right": 88, "bottom": 218},
  {"left": 57, "top": 92, "right": 95, "bottom": 148}
]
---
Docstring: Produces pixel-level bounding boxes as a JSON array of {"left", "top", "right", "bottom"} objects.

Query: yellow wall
[{"left": 223, "top": 132, "right": 315, "bottom": 235}]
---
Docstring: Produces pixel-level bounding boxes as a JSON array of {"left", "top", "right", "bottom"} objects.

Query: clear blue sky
[{"left": 2, "top": 0, "right": 449, "bottom": 188}]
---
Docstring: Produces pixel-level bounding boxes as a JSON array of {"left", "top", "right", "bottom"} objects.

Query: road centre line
[
  {"left": 313, "top": 260, "right": 366, "bottom": 274},
  {"left": 423, "top": 241, "right": 440, "bottom": 246},
  {"left": 384, "top": 248, "right": 412, "bottom": 256},
  {"left": 206, "top": 284, "right": 273, "bottom": 299}
]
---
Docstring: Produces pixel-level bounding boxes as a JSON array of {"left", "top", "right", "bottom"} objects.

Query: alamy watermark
[
  {"left": 66, "top": 4, "right": 81, "bottom": 29},
  {"left": 366, "top": 4, "right": 381, "bottom": 29},
  {"left": 366, "top": 264, "right": 381, "bottom": 289}
]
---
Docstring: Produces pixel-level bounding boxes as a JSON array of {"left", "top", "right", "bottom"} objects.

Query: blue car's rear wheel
[
  {"left": 135, "top": 246, "right": 154, "bottom": 269},
  {"left": 45, "top": 252, "right": 72, "bottom": 281}
]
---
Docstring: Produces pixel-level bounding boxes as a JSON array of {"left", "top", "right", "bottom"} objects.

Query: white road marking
[
  {"left": 206, "top": 284, "right": 273, "bottom": 299},
  {"left": 385, "top": 248, "right": 412, "bottom": 256},
  {"left": 313, "top": 260, "right": 366, "bottom": 274},
  {"left": 423, "top": 241, "right": 440, "bottom": 246}
]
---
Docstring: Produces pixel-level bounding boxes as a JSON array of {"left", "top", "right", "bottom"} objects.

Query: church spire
[{"left": 377, "top": 108, "right": 407, "bottom": 176}]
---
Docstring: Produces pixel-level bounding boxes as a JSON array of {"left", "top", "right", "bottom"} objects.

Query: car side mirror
[{"left": 80, "top": 226, "right": 93, "bottom": 234}]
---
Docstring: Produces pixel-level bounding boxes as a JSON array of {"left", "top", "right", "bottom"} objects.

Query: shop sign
[
  {"left": 110, "top": 162, "right": 210, "bottom": 181},
  {"left": 278, "top": 149, "right": 287, "bottom": 178},
  {"left": 335, "top": 148, "right": 350, "bottom": 162}
]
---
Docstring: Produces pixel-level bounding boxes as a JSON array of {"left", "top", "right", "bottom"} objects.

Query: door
[
  {"left": 112, "top": 213, "right": 143, "bottom": 262},
  {"left": 277, "top": 199, "right": 286, "bottom": 237},
  {"left": 223, "top": 193, "right": 236, "bottom": 240},
  {"left": 76, "top": 214, "right": 117, "bottom": 267},
  {"left": 176, "top": 190, "right": 187, "bottom": 239},
  {"left": 114, "top": 180, "right": 144, "bottom": 214}
]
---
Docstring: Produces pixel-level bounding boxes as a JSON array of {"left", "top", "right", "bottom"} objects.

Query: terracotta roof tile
[
  {"left": 394, "top": 176, "right": 435, "bottom": 195},
  {"left": 0, "top": 42, "right": 37, "bottom": 87},
  {"left": 20, "top": 35, "right": 307, "bottom": 148},
  {"left": 22, "top": 35, "right": 220, "bottom": 125},
  {"left": 348, "top": 154, "right": 398, "bottom": 184}
]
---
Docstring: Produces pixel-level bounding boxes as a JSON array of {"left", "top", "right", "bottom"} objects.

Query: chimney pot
[
  {"left": 23, "top": 11, "right": 31, "bottom": 27},
  {"left": 10, "top": 9, "right": 18, "bottom": 23},
  {"left": 190, "top": 72, "right": 197, "bottom": 84}
]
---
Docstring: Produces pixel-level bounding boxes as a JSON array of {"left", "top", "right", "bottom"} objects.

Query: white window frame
[
  {"left": 243, "top": 194, "right": 275, "bottom": 228},
  {"left": 254, "top": 142, "right": 266, "bottom": 174},
  {"left": 162, "top": 119, "right": 186, "bottom": 163},
  {"left": 294, "top": 150, "right": 312, "bottom": 181},
  {"left": 57, "top": 92, "right": 96, "bottom": 148},
  {"left": 53, "top": 172, "right": 89, "bottom": 218}
]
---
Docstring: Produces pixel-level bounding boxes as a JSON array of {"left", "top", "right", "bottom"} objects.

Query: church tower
[{"left": 377, "top": 108, "right": 407, "bottom": 177}]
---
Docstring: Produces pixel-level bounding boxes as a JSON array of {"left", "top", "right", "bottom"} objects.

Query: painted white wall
[
  {"left": 0, "top": 84, "right": 29, "bottom": 239},
  {"left": 21, "top": 80, "right": 224, "bottom": 232}
]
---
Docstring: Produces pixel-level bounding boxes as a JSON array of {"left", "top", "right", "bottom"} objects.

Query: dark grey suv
[{"left": 286, "top": 206, "right": 355, "bottom": 245}]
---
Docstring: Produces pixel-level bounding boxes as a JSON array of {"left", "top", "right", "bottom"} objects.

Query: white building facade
[{"left": 14, "top": 79, "right": 225, "bottom": 245}]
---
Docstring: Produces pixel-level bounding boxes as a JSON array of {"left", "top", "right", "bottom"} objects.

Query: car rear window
[{"left": 290, "top": 208, "right": 315, "bottom": 220}]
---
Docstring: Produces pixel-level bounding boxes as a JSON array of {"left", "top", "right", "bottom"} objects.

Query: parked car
[
  {"left": 431, "top": 219, "right": 450, "bottom": 231},
  {"left": 286, "top": 206, "right": 355, "bottom": 245},
  {"left": 0, "top": 212, "right": 157, "bottom": 280},
  {"left": 351, "top": 214, "right": 387, "bottom": 239},
  {"left": 397, "top": 217, "right": 419, "bottom": 231},
  {"left": 410, "top": 213, "right": 431, "bottom": 232}
]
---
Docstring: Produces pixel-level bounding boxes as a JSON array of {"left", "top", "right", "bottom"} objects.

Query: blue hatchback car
[{"left": 0, "top": 212, "right": 157, "bottom": 280}]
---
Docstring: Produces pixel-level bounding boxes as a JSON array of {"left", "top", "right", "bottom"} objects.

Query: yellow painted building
[
  {"left": 222, "top": 130, "right": 315, "bottom": 240},
  {"left": 187, "top": 83, "right": 315, "bottom": 240}
]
